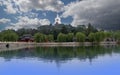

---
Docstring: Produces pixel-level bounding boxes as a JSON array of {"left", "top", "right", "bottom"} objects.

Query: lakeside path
[{"left": 0, "top": 42, "right": 118, "bottom": 52}]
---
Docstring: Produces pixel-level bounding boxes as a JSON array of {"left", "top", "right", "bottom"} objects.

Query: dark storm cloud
[{"left": 62, "top": 0, "right": 120, "bottom": 26}]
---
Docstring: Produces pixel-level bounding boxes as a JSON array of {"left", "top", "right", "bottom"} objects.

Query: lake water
[{"left": 0, "top": 46, "right": 120, "bottom": 75}]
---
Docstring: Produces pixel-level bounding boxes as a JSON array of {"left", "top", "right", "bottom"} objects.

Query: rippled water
[{"left": 0, "top": 46, "right": 120, "bottom": 75}]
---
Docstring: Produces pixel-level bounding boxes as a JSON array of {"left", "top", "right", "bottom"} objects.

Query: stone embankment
[{"left": 0, "top": 42, "right": 118, "bottom": 51}]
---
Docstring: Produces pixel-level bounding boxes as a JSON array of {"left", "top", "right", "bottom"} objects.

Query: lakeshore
[{"left": 0, "top": 42, "right": 118, "bottom": 52}]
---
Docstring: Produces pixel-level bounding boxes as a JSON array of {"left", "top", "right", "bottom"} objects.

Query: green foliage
[
  {"left": 0, "top": 33, "right": 2, "bottom": 41},
  {"left": 53, "top": 28, "right": 60, "bottom": 40},
  {"left": 15, "top": 24, "right": 98, "bottom": 41},
  {"left": 1, "top": 24, "right": 120, "bottom": 43},
  {"left": 57, "top": 33, "right": 74, "bottom": 42},
  {"left": 34, "top": 33, "right": 46, "bottom": 42},
  {"left": 94, "top": 31, "right": 105, "bottom": 43},
  {"left": 75, "top": 32, "right": 86, "bottom": 42},
  {"left": 66, "top": 33, "right": 74, "bottom": 42},
  {"left": 114, "top": 31, "right": 120, "bottom": 41},
  {"left": 57, "top": 33, "right": 67, "bottom": 42},
  {"left": 0, "top": 30, "right": 18, "bottom": 41},
  {"left": 85, "top": 23, "right": 98, "bottom": 36},
  {"left": 88, "top": 32, "right": 113, "bottom": 43},
  {"left": 104, "top": 32, "right": 112, "bottom": 38},
  {"left": 47, "top": 34, "right": 54, "bottom": 42},
  {"left": 61, "top": 26, "right": 68, "bottom": 34},
  {"left": 16, "top": 28, "right": 37, "bottom": 36},
  {"left": 88, "top": 33, "right": 95, "bottom": 42}
]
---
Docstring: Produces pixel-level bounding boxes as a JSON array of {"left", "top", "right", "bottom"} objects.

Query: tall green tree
[
  {"left": 94, "top": 31, "right": 105, "bottom": 43},
  {"left": 114, "top": 31, "right": 120, "bottom": 42},
  {"left": 34, "top": 33, "right": 46, "bottom": 42},
  {"left": 104, "top": 32, "right": 112, "bottom": 38},
  {"left": 57, "top": 33, "right": 67, "bottom": 42},
  {"left": 0, "top": 30, "right": 18, "bottom": 41},
  {"left": 75, "top": 32, "right": 86, "bottom": 42},
  {"left": 61, "top": 26, "right": 68, "bottom": 34},
  {"left": 66, "top": 33, "right": 74, "bottom": 42},
  {"left": 88, "top": 32, "right": 95, "bottom": 42},
  {"left": 47, "top": 34, "right": 54, "bottom": 42},
  {"left": 85, "top": 23, "right": 98, "bottom": 36}
]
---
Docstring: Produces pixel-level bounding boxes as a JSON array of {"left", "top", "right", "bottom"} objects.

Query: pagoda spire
[{"left": 54, "top": 14, "right": 61, "bottom": 25}]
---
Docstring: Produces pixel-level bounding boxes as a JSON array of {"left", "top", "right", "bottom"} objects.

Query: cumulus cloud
[
  {"left": 1, "top": 0, "right": 17, "bottom": 14},
  {"left": 5, "top": 16, "right": 50, "bottom": 30},
  {"left": 1, "top": 0, "right": 64, "bottom": 14},
  {"left": 0, "top": 18, "right": 11, "bottom": 24},
  {"left": 62, "top": 0, "right": 120, "bottom": 26},
  {"left": 0, "top": 1, "right": 2, "bottom": 6},
  {"left": 39, "top": 19, "right": 50, "bottom": 25}
]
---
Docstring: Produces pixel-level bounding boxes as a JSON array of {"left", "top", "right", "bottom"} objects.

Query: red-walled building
[{"left": 19, "top": 34, "right": 34, "bottom": 42}]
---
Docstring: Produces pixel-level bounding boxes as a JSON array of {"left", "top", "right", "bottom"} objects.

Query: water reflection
[
  {"left": 0, "top": 45, "right": 120, "bottom": 63},
  {"left": 0, "top": 46, "right": 120, "bottom": 75}
]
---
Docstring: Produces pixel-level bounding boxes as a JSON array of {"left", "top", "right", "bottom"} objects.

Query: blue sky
[{"left": 0, "top": 0, "right": 120, "bottom": 30}]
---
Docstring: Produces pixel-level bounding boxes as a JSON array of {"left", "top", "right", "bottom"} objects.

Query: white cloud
[
  {"left": 21, "top": 12, "right": 38, "bottom": 18},
  {"left": 0, "top": 18, "right": 11, "bottom": 24},
  {"left": 0, "top": 1, "right": 2, "bottom": 6},
  {"left": 39, "top": 19, "right": 50, "bottom": 25},
  {"left": 5, "top": 16, "right": 50, "bottom": 30},
  {"left": 2, "top": 0, "right": 17, "bottom": 14},
  {"left": 62, "top": 0, "right": 120, "bottom": 26},
  {"left": 13, "top": 0, "right": 64, "bottom": 12},
  {"left": 1, "top": 0, "right": 64, "bottom": 14}
]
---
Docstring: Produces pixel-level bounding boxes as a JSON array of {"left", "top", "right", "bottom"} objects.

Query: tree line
[{"left": 0, "top": 24, "right": 120, "bottom": 43}]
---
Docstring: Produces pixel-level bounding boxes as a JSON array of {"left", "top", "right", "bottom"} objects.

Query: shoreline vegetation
[
  {"left": 0, "top": 24, "right": 120, "bottom": 51},
  {"left": 0, "top": 42, "right": 119, "bottom": 52}
]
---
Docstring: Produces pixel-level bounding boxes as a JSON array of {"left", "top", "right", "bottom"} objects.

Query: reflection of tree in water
[{"left": 0, "top": 45, "right": 120, "bottom": 64}]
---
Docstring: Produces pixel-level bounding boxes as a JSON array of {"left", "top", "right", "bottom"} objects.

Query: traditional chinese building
[
  {"left": 19, "top": 34, "right": 34, "bottom": 42},
  {"left": 54, "top": 14, "right": 61, "bottom": 25}
]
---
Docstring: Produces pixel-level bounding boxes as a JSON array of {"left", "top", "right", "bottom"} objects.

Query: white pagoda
[{"left": 54, "top": 14, "right": 61, "bottom": 25}]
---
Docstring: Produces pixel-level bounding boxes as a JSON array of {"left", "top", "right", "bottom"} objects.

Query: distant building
[
  {"left": 19, "top": 34, "right": 34, "bottom": 42},
  {"left": 104, "top": 38, "right": 116, "bottom": 42},
  {"left": 54, "top": 14, "right": 61, "bottom": 25}
]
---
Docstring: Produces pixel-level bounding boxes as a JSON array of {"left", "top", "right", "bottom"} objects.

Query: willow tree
[
  {"left": 94, "top": 31, "right": 105, "bottom": 43},
  {"left": 114, "top": 31, "right": 120, "bottom": 42},
  {"left": 0, "top": 30, "right": 18, "bottom": 42},
  {"left": 104, "top": 32, "right": 112, "bottom": 38},
  {"left": 47, "top": 34, "right": 54, "bottom": 42},
  {"left": 88, "top": 32, "right": 95, "bottom": 42},
  {"left": 0, "top": 33, "right": 2, "bottom": 41},
  {"left": 57, "top": 33, "right": 67, "bottom": 42},
  {"left": 67, "top": 33, "right": 74, "bottom": 42},
  {"left": 34, "top": 33, "right": 46, "bottom": 42},
  {"left": 75, "top": 32, "right": 86, "bottom": 42}
]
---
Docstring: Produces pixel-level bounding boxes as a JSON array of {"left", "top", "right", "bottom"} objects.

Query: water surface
[{"left": 0, "top": 46, "right": 120, "bottom": 75}]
